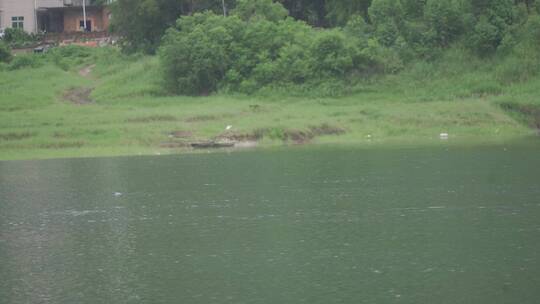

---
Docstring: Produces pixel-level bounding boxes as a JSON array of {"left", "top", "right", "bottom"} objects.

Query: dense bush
[
  {"left": 423, "top": 0, "right": 464, "bottom": 47},
  {"left": 470, "top": 16, "right": 503, "bottom": 55},
  {"left": 368, "top": 0, "right": 404, "bottom": 47},
  {"left": 160, "top": 1, "right": 388, "bottom": 95},
  {"left": 233, "top": 0, "right": 288, "bottom": 22},
  {"left": 106, "top": 0, "right": 540, "bottom": 95},
  {"left": 467, "top": 0, "right": 516, "bottom": 56},
  {"left": 160, "top": 13, "right": 237, "bottom": 94},
  {"left": 0, "top": 42, "right": 12, "bottom": 63},
  {"left": 310, "top": 30, "right": 356, "bottom": 77},
  {"left": 2, "top": 28, "right": 42, "bottom": 48},
  {"left": 496, "top": 14, "right": 540, "bottom": 83},
  {"left": 8, "top": 54, "right": 43, "bottom": 70}
]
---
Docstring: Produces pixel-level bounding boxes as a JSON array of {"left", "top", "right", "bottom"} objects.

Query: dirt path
[
  {"left": 78, "top": 64, "right": 95, "bottom": 77},
  {"left": 62, "top": 65, "right": 97, "bottom": 105}
]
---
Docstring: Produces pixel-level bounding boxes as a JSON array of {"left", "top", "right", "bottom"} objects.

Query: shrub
[
  {"left": 3, "top": 28, "right": 41, "bottom": 48},
  {"left": 160, "top": 13, "right": 239, "bottom": 95},
  {"left": 0, "top": 42, "right": 12, "bottom": 63},
  {"left": 369, "top": 0, "right": 404, "bottom": 46},
  {"left": 496, "top": 15, "right": 540, "bottom": 83},
  {"left": 468, "top": 0, "right": 516, "bottom": 56},
  {"left": 310, "top": 30, "right": 356, "bottom": 77},
  {"left": 344, "top": 15, "right": 373, "bottom": 42},
  {"left": 233, "top": 0, "right": 288, "bottom": 22},
  {"left": 8, "top": 54, "right": 43, "bottom": 70},
  {"left": 159, "top": 2, "right": 392, "bottom": 96},
  {"left": 275, "top": 43, "right": 311, "bottom": 84},
  {"left": 50, "top": 45, "right": 92, "bottom": 58},
  {"left": 44, "top": 45, "right": 95, "bottom": 70},
  {"left": 469, "top": 16, "right": 502, "bottom": 55}
]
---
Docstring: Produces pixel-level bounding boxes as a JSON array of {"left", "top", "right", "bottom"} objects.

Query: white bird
[
  {"left": 113, "top": 192, "right": 123, "bottom": 197},
  {"left": 440, "top": 133, "right": 449, "bottom": 139},
  {"left": 225, "top": 125, "right": 232, "bottom": 130}
]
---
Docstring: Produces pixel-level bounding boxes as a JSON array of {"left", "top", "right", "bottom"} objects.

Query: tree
[
  {"left": 467, "top": 0, "right": 515, "bottom": 55},
  {"left": 368, "top": 0, "right": 404, "bottom": 46},
  {"left": 277, "top": 0, "right": 327, "bottom": 26},
  {"left": 424, "top": 0, "right": 464, "bottom": 47},
  {"left": 110, "top": 0, "right": 236, "bottom": 53},
  {"left": 326, "top": 0, "right": 373, "bottom": 26},
  {"left": 232, "top": 0, "right": 288, "bottom": 22}
]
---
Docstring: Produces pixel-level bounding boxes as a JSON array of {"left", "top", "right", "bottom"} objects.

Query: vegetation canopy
[{"left": 144, "top": 0, "right": 540, "bottom": 95}]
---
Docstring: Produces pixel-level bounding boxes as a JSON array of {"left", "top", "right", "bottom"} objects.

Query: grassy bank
[{"left": 0, "top": 47, "right": 538, "bottom": 161}]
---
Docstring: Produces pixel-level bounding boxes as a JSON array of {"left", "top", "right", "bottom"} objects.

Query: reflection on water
[{"left": 1, "top": 143, "right": 540, "bottom": 303}]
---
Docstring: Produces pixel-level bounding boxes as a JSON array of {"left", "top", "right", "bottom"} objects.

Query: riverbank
[{"left": 0, "top": 48, "right": 538, "bottom": 161}]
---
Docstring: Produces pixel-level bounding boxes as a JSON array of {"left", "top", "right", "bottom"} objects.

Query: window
[{"left": 12, "top": 16, "right": 24, "bottom": 29}]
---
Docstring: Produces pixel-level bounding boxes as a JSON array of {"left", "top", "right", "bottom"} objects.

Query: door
[{"left": 79, "top": 20, "right": 92, "bottom": 32}]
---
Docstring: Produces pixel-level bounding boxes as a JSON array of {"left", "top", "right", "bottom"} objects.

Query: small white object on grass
[
  {"left": 439, "top": 133, "right": 449, "bottom": 139},
  {"left": 113, "top": 192, "right": 123, "bottom": 197},
  {"left": 226, "top": 125, "right": 232, "bottom": 130}
]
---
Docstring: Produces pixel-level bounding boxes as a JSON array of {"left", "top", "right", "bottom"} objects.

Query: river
[{"left": 1, "top": 142, "right": 539, "bottom": 303}]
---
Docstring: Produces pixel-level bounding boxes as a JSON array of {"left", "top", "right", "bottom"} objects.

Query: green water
[{"left": 1, "top": 143, "right": 540, "bottom": 303}]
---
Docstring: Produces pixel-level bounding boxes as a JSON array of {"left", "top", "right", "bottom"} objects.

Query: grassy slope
[{"left": 0, "top": 47, "right": 537, "bottom": 161}]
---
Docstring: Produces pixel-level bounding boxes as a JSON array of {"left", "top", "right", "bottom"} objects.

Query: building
[
  {"left": 0, "top": 0, "right": 37, "bottom": 33},
  {"left": 0, "top": 0, "right": 112, "bottom": 34}
]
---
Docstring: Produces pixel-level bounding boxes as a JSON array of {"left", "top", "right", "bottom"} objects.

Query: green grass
[{"left": 0, "top": 46, "right": 538, "bottom": 161}]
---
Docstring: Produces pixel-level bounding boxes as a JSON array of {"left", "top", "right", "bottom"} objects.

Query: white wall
[{"left": 0, "top": 0, "right": 37, "bottom": 33}]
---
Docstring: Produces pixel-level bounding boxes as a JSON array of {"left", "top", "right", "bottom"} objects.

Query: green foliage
[
  {"left": 369, "top": 0, "right": 404, "bottom": 46},
  {"left": 276, "top": 0, "right": 327, "bottom": 26},
  {"left": 50, "top": 45, "right": 93, "bottom": 58},
  {"left": 467, "top": 0, "right": 516, "bottom": 55},
  {"left": 2, "top": 28, "right": 42, "bottom": 48},
  {"left": 45, "top": 45, "right": 93, "bottom": 70},
  {"left": 310, "top": 30, "right": 356, "bottom": 77},
  {"left": 325, "top": 0, "right": 373, "bottom": 26},
  {"left": 470, "top": 16, "right": 504, "bottom": 55},
  {"left": 0, "top": 42, "right": 12, "bottom": 63},
  {"left": 8, "top": 54, "right": 43, "bottom": 70},
  {"left": 160, "top": 12, "right": 237, "bottom": 95},
  {"left": 344, "top": 15, "right": 373, "bottom": 40},
  {"left": 423, "top": 0, "right": 464, "bottom": 47},
  {"left": 233, "top": 0, "right": 288, "bottom": 22},
  {"left": 1, "top": 45, "right": 110, "bottom": 72},
  {"left": 110, "top": 0, "right": 186, "bottom": 53},
  {"left": 496, "top": 14, "right": 540, "bottom": 83},
  {"left": 110, "top": 0, "right": 238, "bottom": 53},
  {"left": 108, "top": 0, "right": 540, "bottom": 95},
  {"left": 159, "top": 6, "right": 387, "bottom": 96},
  {"left": 401, "top": 0, "right": 427, "bottom": 19}
]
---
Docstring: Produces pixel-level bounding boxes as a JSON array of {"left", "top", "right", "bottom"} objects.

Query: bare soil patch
[
  {"left": 159, "top": 142, "right": 190, "bottom": 148},
  {"left": 169, "top": 130, "right": 193, "bottom": 138},
  {"left": 78, "top": 64, "right": 95, "bottom": 78},
  {"left": 64, "top": 87, "right": 94, "bottom": 105}
]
